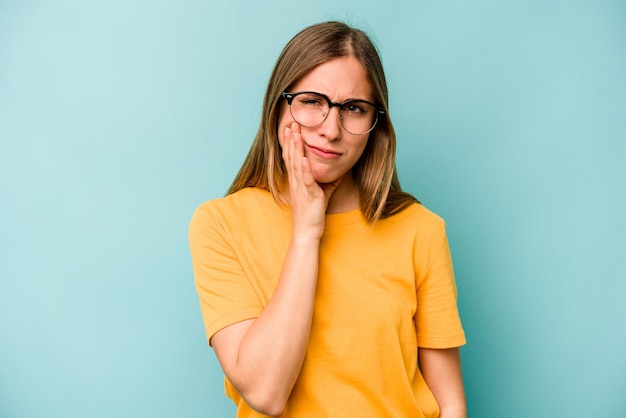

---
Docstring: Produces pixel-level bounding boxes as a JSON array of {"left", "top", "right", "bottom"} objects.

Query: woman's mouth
[{"left": 305, "top": 143, "right": 342, "bottom": 160}]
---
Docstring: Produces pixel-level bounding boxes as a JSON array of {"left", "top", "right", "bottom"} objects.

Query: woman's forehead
[{"left": 291, "top": 57, "right": 373, "bottom": 101}]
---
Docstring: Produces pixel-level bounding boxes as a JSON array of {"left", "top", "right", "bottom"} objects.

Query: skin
[
  {"left": 420, "top": 348, "right": 467, "bottom": 418},
  {"left": 210, "top": 57, "right": 466, "bottom": 417}
]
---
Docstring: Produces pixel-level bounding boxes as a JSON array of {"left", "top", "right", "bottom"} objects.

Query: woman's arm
[
  {"left": 210, "top": 123, "right": 340, "bottom": 417},
  {"left": 211, "top": 234, "right": 320, "bottom": 416},
  {"left": 418, "top": 347, "right": 467, "bottom": 418}
]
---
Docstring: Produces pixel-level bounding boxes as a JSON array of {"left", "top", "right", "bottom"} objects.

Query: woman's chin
[{"left": 312, "top": 172, "right": 341, "bottom": 185}]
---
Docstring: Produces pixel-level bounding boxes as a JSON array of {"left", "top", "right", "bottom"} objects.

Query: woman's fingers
[
  {"left": 285, "top": 123, "right": 305, "bottom": 187},
  {"left": 292, "top": 124, "right": 304, "bottom": 183},
  {"left": 284, "top": 122, "right": 326, "bottom": 204},
  {"left": 284, "top": 125, "right": 297, "bottom": 188},
  {"left": 286, "top": 123, "right": 316, "bottom": 189},
  {"left": 300, "top": 156, "right": 315, "bottom": 188}
]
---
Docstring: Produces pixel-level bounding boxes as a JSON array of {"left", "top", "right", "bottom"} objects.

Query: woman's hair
[{"left": 227, "top": 21, "right": 417, "bottom": 223}]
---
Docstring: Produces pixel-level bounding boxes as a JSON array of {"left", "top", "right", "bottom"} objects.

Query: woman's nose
[{"left": 318, "top": 106, "right": 342, "bottom": 140}]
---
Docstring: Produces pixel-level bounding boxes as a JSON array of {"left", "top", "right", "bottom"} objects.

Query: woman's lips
[{"left": 305, "top": 143, "right": 342, "bottom": 159}]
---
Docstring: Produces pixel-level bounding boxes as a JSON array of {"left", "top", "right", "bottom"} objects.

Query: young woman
[{"left": 189, "top": 21, "right": 467, "bottom": 418}]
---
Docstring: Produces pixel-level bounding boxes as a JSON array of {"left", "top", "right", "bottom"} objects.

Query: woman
[{"left": 189, "top": 21, "right": 466, "bottom": 418}]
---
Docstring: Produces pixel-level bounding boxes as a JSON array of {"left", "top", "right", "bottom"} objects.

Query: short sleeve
[
  {"left": 188, "top": 204, "right": 263, "bottom": 345},
  {"left": 414, "top": 220, "right": 466, "bottom": 348}
]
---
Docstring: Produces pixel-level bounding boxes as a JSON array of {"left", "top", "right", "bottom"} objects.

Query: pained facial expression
[{"left": 278, "top": 57, "right": 374, "bottom": 184}]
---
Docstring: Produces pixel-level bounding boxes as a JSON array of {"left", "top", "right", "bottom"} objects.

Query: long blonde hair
[{"left": 228, "top": 21, "right": 417, "bottom": 223}]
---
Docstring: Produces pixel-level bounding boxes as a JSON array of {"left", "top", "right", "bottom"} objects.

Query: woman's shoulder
[
  {"left": 191, "top": 187, "right": 283, "bottom": 228},
  {"left": 190, "top": 187, "right": 290, "bottom": 242},
  {"left": 195, "top": 187, "right": 274, "bottom": 213},
  {"left": 382, "top": 204, "right": 450, "bottom": 255},
  {"left": 388, "top": 202, "right": 445, "bottom": 227},
  {"left": 378, "top": 202, "right": 448, "bottom": 243}
]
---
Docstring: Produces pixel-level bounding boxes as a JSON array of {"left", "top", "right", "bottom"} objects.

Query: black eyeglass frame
[{"left": 281, "top": 91, "right": 387, "bottom": 134}]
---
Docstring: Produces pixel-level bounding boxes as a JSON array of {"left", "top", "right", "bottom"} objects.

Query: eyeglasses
[{"left": 282, "top": 91, "right": 386, "bottom": 135}]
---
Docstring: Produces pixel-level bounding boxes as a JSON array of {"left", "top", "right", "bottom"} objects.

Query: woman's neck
[{"left": 325, "top": 173, "right": 360, "bottom": 214}]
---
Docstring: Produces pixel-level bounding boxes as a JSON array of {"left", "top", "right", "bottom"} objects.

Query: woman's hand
[{"left": 283, "top": 122, "right": 340, "bottom": 241}]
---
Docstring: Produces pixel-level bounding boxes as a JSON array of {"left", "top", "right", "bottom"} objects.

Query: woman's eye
[
  {"left": 298, "top": 97, "right": 323, "bottom": 107},
  {"left": 344, "top": 103, "right": 366, "bottom": 114}
]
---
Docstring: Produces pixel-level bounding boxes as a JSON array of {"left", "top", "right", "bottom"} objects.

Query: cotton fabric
[{"left": 189, "top": 187, "right": 465, "bottom": 418}]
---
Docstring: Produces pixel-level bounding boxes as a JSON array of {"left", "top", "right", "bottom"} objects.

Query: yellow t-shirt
[{"left": 189, "top": 187, "right": 466, "bottom": 418}]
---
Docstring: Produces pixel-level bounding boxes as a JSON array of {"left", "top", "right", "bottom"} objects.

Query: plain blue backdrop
[{"left": 1, "top": 1, "right": 624, "bottom": 417}]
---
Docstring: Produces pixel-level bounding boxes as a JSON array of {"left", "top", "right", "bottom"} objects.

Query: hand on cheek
[
  {"left": 282, "top": 122, "right": 341, "bottom": 239},
  {"left": 283, "top": 122, "right": 313, "bottom": 188}
]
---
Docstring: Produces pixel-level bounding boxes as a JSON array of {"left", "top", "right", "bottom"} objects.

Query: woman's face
[{"left": 277, "top": 56, "right": 373, "bottom": 185}]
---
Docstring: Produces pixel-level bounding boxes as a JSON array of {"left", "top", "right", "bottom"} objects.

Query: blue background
[{"left": 1, "top": 1, "right": 624, "bottom": 417}]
